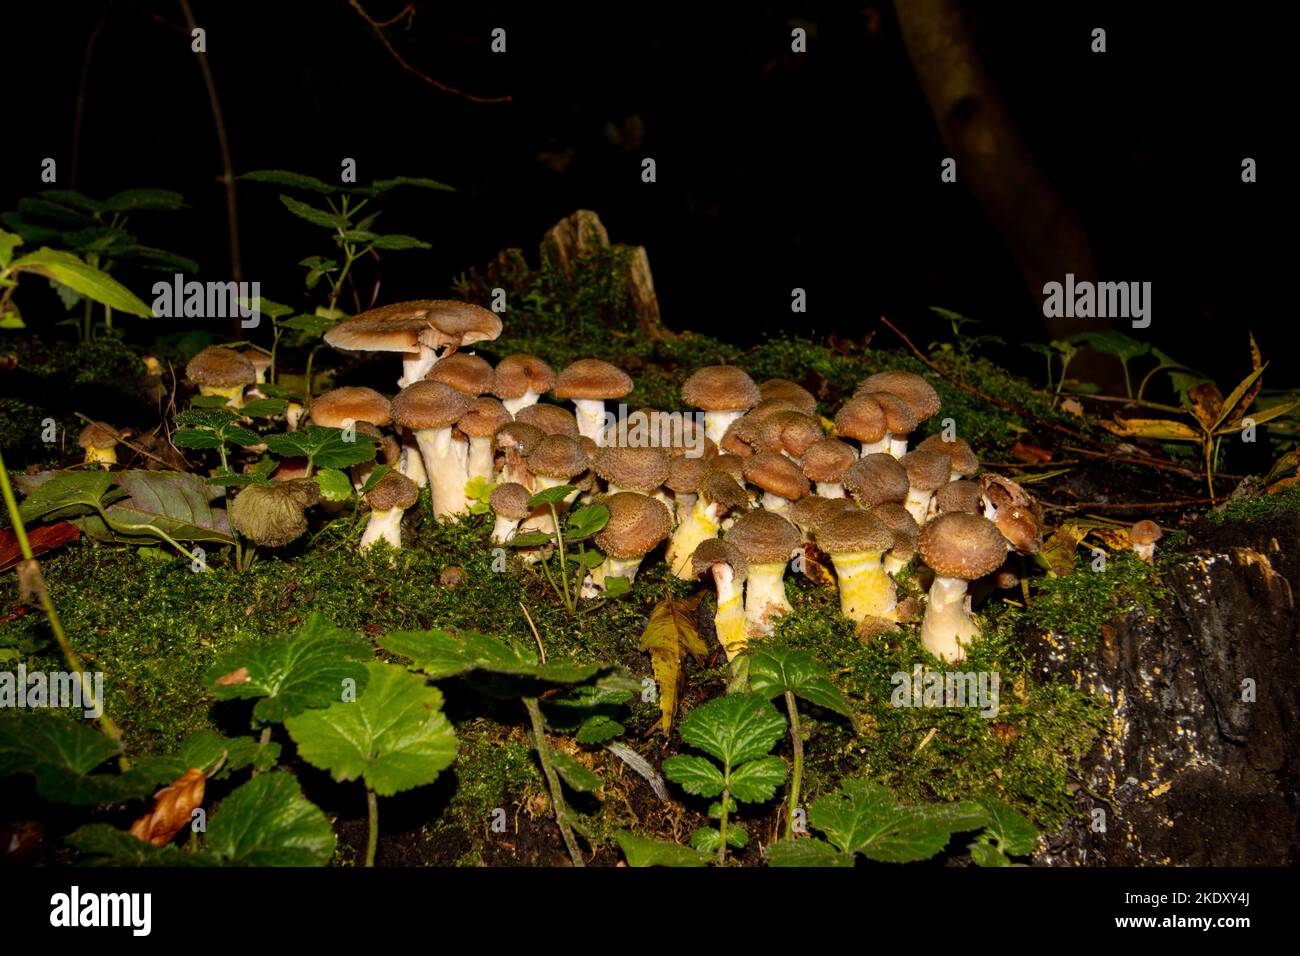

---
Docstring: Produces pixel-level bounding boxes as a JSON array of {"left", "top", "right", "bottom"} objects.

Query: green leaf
[
  {"left": 204, "top": 771, "right": 336, "bottom": 866},
  {"left": 727, "top": 755, "right": 787, "bottom": 804},
  {"left": 279, "top": 194, "right": 349, "bottom": 229},
  {"left": 661, "top": 755, "right": 726, "bottom": 797},
  {"left": 264, "top": 425, "right": 376, "bottom": 469},
  {"left": 102, "top": 188, "right": 186, "bottom": 212},
  {"left": 690, "top": 825, "right": 745, "bottom": 851},
  {"left": 65, "top": 824, "right": 211, "bottom": 866},
  {"left": 976, "top": 795, "right": 1038, "bottom": 856},
  {"left": 614, "top": 831, "right": 710, "bottom": 867},
  {"left": 564, "top": 504, "right": 609, "bottom": 540},
  {"left": 765, "top": 838, "right": 855, "bottom": 867},
  {"left": 284, "top": 662, "right": 457, "bottom": 797},
  {"left": 79, "top": 470, "right": 234, "bottom": 545},
  {"left": 367, "top": 234, "right": 432, "bottom": 251},
  {"left": 969, "top": 841, "right": 1011, "bottom": 867},
  {"left": 38, "top": 189, "right": 107, "bottom": 214},
  {"left": 0, "top": 227, "right": 23, "bottom": 268},
  {"left": 508, "top": 531, "right": 554, "bottom": 548},
  {"left": 9, "top": 248, "right": 153, "bottom": 317},
  {"left": 528, "top": 485, "right": 575, "bottom": 507},
  {"left": 0, "top": 711, "right": 120, "bottom": 790},
  {"left": 550, "top": 749, "right": 603, "bottom": 792},
  {"left": 379, "top": 629, "right": 603, "bottom": 684},
  {"left": 17, "top": 196, "right": 93, "bottom": 224},
  {"left": 808, "top": 779, "right": 989, "bottom": 862},
  {"left": 277, "top": 313, "right": 339, "bottom": 336},
  {"left": 1068, "top": 330, "right": 1150, "bottom": 361},
  {"left": 205, "top": 613, "right": 372, "bottom": 723},
  {"left": 369, "top": 176, "right": 455, "bottom": 193},
  {"left": 604, "top": 576, "right": 631, "bottom": 598},
  {"left": 239, "top": 397, "right": 289, "bottom": 418},
  {"left": 678, "top": 693, "right": 786, "bottom": 768},
  {"left": 18, "top": 470, "right": 122, "bottom": 524},
  {"left": 241, "top": 170, "right": 338, "bottom": 193},
  {"left": 748, "top": 646, "right": 854, "bottom": 717},
  {"left": 575, "top": 715, "right": 624, "bottom": 744},
  {"left": 314, "top": 468, "right": 354, "bottom": 502}
]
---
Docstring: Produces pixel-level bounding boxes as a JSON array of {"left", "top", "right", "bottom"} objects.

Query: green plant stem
[
  {"left": 365, "top": 787, "right": 379, "bottom": 867},
  {"left": 783, "top": 690, "right": 803, "bottom": 841},
  {"left": 548, "top": 502, "right": 573, "bottom": 613},
  {"left": 717, "top": 782, "right": 731, "bottom": 865},
  {"left": 523, "top": 696, "right": 584, "bottom": 867},
  {"left": 1120, "top": 358, "right": 1133, "bottom": 399},
  {"left": 92, "top": 502, "right": 193, "bottom": 560},
  {"left": 0, "top": 451, "right": 126, "bottom": 761}
]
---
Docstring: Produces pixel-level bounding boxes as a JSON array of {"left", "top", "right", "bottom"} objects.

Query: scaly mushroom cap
[
  {"left": 595, "top": 492, "right": 673, "bottom": 559},
  {"left": 861, "top": 391, "right": 921, "bottom": 436},
  {"left": 425, "top": 352, "right": 495, "bottom": 395},
  {"left": 856, "top": 371, "right": 941, "bottom": 420},
  {"left": 186, "top": 346, "right": 256, "bottom": 388},
  {"left": 788, "top": 494, "right": 833, "bottom": 532},
  {"left": 812, "top": 497, "right": 860, "bottom": 535},
  {"left": 699, "top": 469, "right": 750, "bottom": 511},
  {"left": 979, "top": 473, "right": 1044, "bottom": 553},
  {"left": 818, "top": 509, "right": 893, "bottom": 555},
  {"left": 691, "top": 537, "right": 748, "bottom": 584},
  {"left": 495, "top": 420, "right": 544, "bottom": 456},
  {"left": 901, "top": 450, "right": 951, "bottom": 494},
  {"left": 725, "top": 509, "right": 800, "bottom": 565},
  {"left": 915, "top": 434, "right": 979, "bottom": 478},
  {"left": 842, "top": 453, "right": 909, "bottom": 505},
  {"left": 364, "top": 470, "right": 418, "bottom": 512},
  {"left": 666, "top": 454, "right": 707, "bottom": 494},
  {"left": 653, "top": 411, "right": 713, "bottom": 458},
  {"left": 592, "top": 445, "right": 670, "bottom": 492},
  {"left": 229, "top": 479, "right": 320, "bottom": 547},
  {"left": 681, "top": 365, "right": 761, "bottom": 411},
  {"left": 492, "top": 354, "right": 556, "bottom": 400},
  {"left": 553, "top": 359, "right": 633, "bottom": 400},
  {"left": 515, "top": 403, "right": 580, "bottom": 437},
  {"left": 391, "top": 380, "right": 473, "bottom": 431},
  {"left": 489, "top": 481, "right": 533, "bottom": 520},
  {"left": 309, "top": 387, "right": 392, "bottom": 428},
  {"left": 526, "top": 434, "right": 589, "bottom": 480},
  {"left": 1130, "top": 519, "right": 1163, "bottom": 546},
  {"left": 77, "top": 422, "right": 120, "bottom": 450},
  {"left": 324, "top": 299, "right": 501, "bottom": 354},
  {"left": 834, "top": 395, "right": 888, "bottom": 444},
  {"left": 756, "top": 411, "right": 823, "bottom": 458},
  {"left": 242, "top": 349, "right": 272, "bottom": 376},
  {"left": 758, "top": 379, "right": 818, "bottom": 415},
  {"left": 802, "top": 437, "right": 857, "bottom": 483},
  {"left": 934, "top": 479, "right": 984, "bottom": 514},
  {"left": 719, "top": 417, "right": 759, "bottom": 456},
  {"left": 743, "top": 452, "right": 810, "bottom": 502},
  {"left": 869, "top": 503, "right": 920, "bottom": 559},
  {"left": 918, "top": 512, "right": 1008, "bottom": 581},
  {"left": 458, "top": 397, "right": 512, "bottom": 438}
]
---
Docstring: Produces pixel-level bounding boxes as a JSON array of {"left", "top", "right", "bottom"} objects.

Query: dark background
[{"left": 2, "top": 1, "right": 1284, "bottom": 386}]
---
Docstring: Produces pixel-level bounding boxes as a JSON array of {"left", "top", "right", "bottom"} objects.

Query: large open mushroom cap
[
  {"left": 495, "top": 420, "right": 544, "bottom": 455},
  {"left": 901, "top": 450, "right": 951, "bottom": 492},
  {"left": 391, "top": 380, "right": 473, "bottom": 431},
  {"left": 324, "top": 299, "right": 501, "bottom": 354},
  {"left": 802, "top": 437, "right": 857, "bottom": 482},
  {"left": 666, "top": 455, "right": 707, "bottom": 494},
  {"left": 860, "top": 391, "right": 921, "bottom": 435},
  {"left": 691, "top": 537, "right": 748, "bottom": 583},
  {"left": 592, "top": 445, "right": 670, "bottom": 491},
  {"left": 818, "top": 508, "right": 893, "bottom": 555},
  {"left": 364, "top": 470, "right": 418, "bottom": 512},
  {"left": 743, "top": 451, "right": 810, "bottom": 501},
  {"left": 493, "top": 354, "right": 556, "bottom": 399},
  {"left": 758, "top": 379, "right": 818, "bottom": 416},
  {"left": 515, "top": 403, "right": 580, "bottom": 437},
  {"left": 458, "top": 397, "right": 512, "bottom": 438},
  {"left": 834, "top": 395, "right": 888, "bottom": 443},
  {"left": 869, "top": 503, "right": 920, "bottom": 556},
  {"left": 186, "top": 346, "right": 256, "bottom": 387},
  {"left": 916, "top": 434, "right": 979, "bottom": 477},
  {"left": 681, "top": 365, "right": 761, "bottom": 411},
  {"left": 725, "top": 509, "right": 800, "bottom": 564},
  {"left": 856, "top": 371, "right": 941, "bottom": 420},
  {"left": 425, "top": 352, "right": 495, "bottom": 395},
  {"left": 788, "top": 494, "right": 832, "bottom": 532},
  {"left": 554, "top": 358, "right": 633, "bottom": 400},
  {"left": 918, "top": 512, "right": 1008, "bottom": 580},
  {"left": 934, "top": 479, "right": 984, "bottom": 514},
  {"left": 595, "top": 492, "right": 673, "bottom": 558},
  {"left": 842, "top": 453, "right": 909, "bottom": 505},
  {"left": 309, "top": 386, "right": 392, "bottom": 428},
  {"left": 489, "top": 481, "right": 532, "bottom": 520},
  {"left": 527, "top": 434, "right": 590, "bottom": 479}
]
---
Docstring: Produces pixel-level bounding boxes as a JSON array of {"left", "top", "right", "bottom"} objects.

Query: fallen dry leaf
[
  {"left": 0, "top": 522, "right": 80, "bottom": 573},
  {"left": 637, "top": 597, "right": 709, "bottom": 734},
  {"left": 1010, "top": 442, "right": 1053, "bottom": 464},
  {"left": 213, "top": 666, "right": 250, "bottom": 686},
  {"left": 129, "top": 768, "right": 206, "bottom": 847}
]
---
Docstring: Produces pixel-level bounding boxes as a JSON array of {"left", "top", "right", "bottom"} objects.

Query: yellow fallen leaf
[
  {"left": 1101, "top": 417, "right": 1200, "bottom": 441},
  {"left": 637, "top": 597, "right": 709, "bottom": 734}
]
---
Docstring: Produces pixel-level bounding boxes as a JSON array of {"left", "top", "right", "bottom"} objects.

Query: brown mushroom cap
[
  {"left": 242, "top": 349, "right": 272, "bottom": 374},
  {"left": 324, "top": 299, "right": 501, "bottom": 354},
  {"left": 77, "top": 422, "right": 120, "bottom": 450},
  {"left": 915, "top": 434, "right": 979, "bottom": 478},
  {"left": 901, "top": 450, "right": 951, "bottom": 493},
  {"left": 527, "top": 434, "right": 590, "bottom": 480},
  {"left": 861, "top": 391, "right": 921, "bottom": 436},
  {"left": 515, "top": 403, "right": 580, "bottom": 438},
  {"left": 391, "top": 380, "right": 473, "bottom": 431},
  {"left": 707, "top": 454, "right": 747, "bottom": 486},
  {"left": 492, "top": 354, "right": 556, "bottom": 399},
  {"left": 458, "top": 397, "right": 512, "bottom": 438},
  {"left": 595, "top": 492, "right": 673, "bottom": 558},
  {"left": 489, "top": 481, "right": 532, "bottom": 520},
  {"left": 554, "top": 359, "right": 633, "bottom": 400},
  {"left": 592, "top": 445, "right": 670, "bottom": 492},
  {"left": 186, "top": 346, "right": 256, "bottom": 388},
  {"left": 856, "top": 371, "right": 941, "bottom": 420},
  {"left": 229, "top": 479, "right": 320, "bottom": 547},
  {"left": 758, "top": 379, "right": 817, "bottom": 415},
  {"left": 719, "top": 418, "right": 758, "bottom": 457},
  {"left": 666, "top": 455, "right": 707, "bottom": 494},
  {"left": 812, "top": 497, "right": 861, "bottom": 535},
  {"left": 918, "top": 512, "right": 1008, "bottom": 580},
  {"left": 869, "top": 503, "right": 920, "bottom": 558},
  {"left": 309, "top": 387, "right": 393, "bottom": 428},
  {"left": 1130, "top": 519, "right": 1163, "bottom": 546},
  {"left": 788, "top": 494, "right": 833, "bottom": 532},
  {"left": 495, "top": 420, "right": 544, "bottom": 456},
  {"left": 691, "top": 537, "right": 748, "bottom": 584},
  {"left": 743, "top": 452, "right": 810, "bottom": 501},
  {"left": 652, "top": 412, "right": 713, "bottom": 458},
  {"left": 425, "top": 352, "right": 495, "bottom": 395},
  {"left": 934, "top": 479, "right": 984, "bottom": 514},
  {"left": 817, "top": 509, "right": 894, "bottom": 555},
  {"left": 802, "top": 437, "right": 857, "bottom": 482},
  {"left": 757, "top": 411, "right": 823, "bottom": 458},
  {"left": 725, "top": 509, "right": 800, "bottom": 564},
  {"left": 834, "top": 395, "right": 888, "bottom": 444},
  {"left": 842, "top": 453, "right": 909, "bottom": 505},
  {"left": 681, "top": 365, "right": 761, "bottom": 411},
  {"left": 698, "top": 469, "right": 750, "bottom": 512},
  {"left": 365, "top": 470, "right": 419, "bottom": 511}
]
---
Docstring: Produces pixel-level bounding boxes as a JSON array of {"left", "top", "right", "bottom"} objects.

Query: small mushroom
[
  {"left": 900, "top": 449, "right": 950, "bottom": 523},
  {"left": 309, "top": 388, "right": 392, "bottom": 489},
  {"left": 855, "top": 372, "right": 940, "bottom": 456},
  {"left": 488, "top": 482, "right": 532, "bottom": 545},
  {"left": 914, "top": 434, "right": 979, "bottom": 483},
  {"left": 492, "top": 354, "right": 556, "bottom": 415},
  {"left": 589, "top": 492, "right": 672, "bottom": 592},
  {"left": 742, "top": 451, "right": 809, "bottom": 517},
  {"left": 391, "top": 381, "right": 473, "bottom": 518},
  {"left": 457, "top": 397, "right": 512, "bottom": 488},
  {"left": 515, "top": 402, "right": 580, "bottom": 438},
  {"left": 681, "top": 365, "right": 762, "bottom": 443},
  {"left": 1130, "top": 520, "right": 1162, "bottom": 564},
  {"left": 934, "top": 479, "right": 984, "bottom": 514},
  {"left": 917, "top": 512, "right": 1008, "bottom": 663},
  {"left": 725, "top": 509, "right": 800, "bottom": 636},
  {"left": 360, "top": 471, "right": 419, "bottom": 552},
  {"left": 592, "top": 445, "right": 670, "bottom": 497},
  {"left": 818, "top": 509, "right": 897, "bottom": 622},
  {"left": 494, "top": 421, "right": 544, "bottom": 488},
  {"left": 229, "top": 479, "right": 321, "bottom": 548},
  {"left": 869, "top": 502, "right": 920, "bottom": 577},
  {"left": 186, "top": 346, "right": 256, "bottom": 408},
  {"left": 692, "top": 538, "right": 750, "bottom": 659},
  {"left": 522, "top": 435, "right": 589, "bottom": 535},
  {"left": 665, "top": 468, "right": 749, "bottom": 578},
  {"left": 78, "top": 422, "right": 121, "bottom": 468},
  {"left": 553, "top": 359, "right": 633, "bottom": 446},
  {"left": 802, "top": 437, "right": 857, "bottom": 498},
  {"left": 425, "top": 352, "right": 495, "bottom": 396},
  {"left": 842, "top": 453, "right": 909, "bottom": 507}
]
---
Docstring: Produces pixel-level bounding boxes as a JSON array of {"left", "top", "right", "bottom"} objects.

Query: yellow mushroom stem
[
  {"left": 710, "top": 563, "right": 748, "bottom": 660},
  {"left": 744, "top": 561, "right": 791, "bottom": 637},
  {"left": 198, "top": 383, "right": 247, "bottom": 409},
  {"left": 83, "top": 445, "right": 118, "bottom": 468},
  {"left": 665, "top": 498, "right": 722, "bottom": 578},
  {"left": 829, "top": 549, "right": 895, "bottom": 621}
]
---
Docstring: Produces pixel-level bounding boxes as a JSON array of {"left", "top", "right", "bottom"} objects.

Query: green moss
[
  {"left": 1028, "top": 551, "right": 1165, "bottom": 654},
  {"left": 443, "top": 719, "right": 541, "bottom": 833},
  {"left": 1206, "top": 483, "right": 1300, "bottom": 524}
]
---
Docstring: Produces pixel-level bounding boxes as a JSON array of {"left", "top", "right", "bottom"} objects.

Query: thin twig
[
  {"left": 69, "top": 14, "right": 108, "bottom": 187},
  {"left": 519, "top": 601, "right": 545, "bottom": 663},
  {"left": 1040, "top": 497, "right": 1224, "bottom": 514}
]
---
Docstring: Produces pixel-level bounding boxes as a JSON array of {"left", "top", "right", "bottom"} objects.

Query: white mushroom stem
[
  {"left": 398, "top": 344, "right": 444, "bottom": 389},
  {"left": 589, "top": 554, "right": 646, "bottom": 591},
  {"left": 904, "top": 488, "right": 934, "bottom": 524},
  {"left": 671, "top": 492, "right": 698, "bottom": 526},
  {"left": 828, "top": 549, "right": 895, "bottom": 621},
  {"left": 710, "top": 563, "right": 747, "bottom": 660},
  {"left": 502, "top": 390, "right": 540, "bottom": 415},
  {"left": 570, "top": 398, "right": 609, "bottom": 445},
  {"left": 360, "top": 508, "right": 405, "bottom": 551},
  {"left": 415, "top": 427, "right": 469, "bottom": 517},
  {"left": 920, "top": 575, "right": 979, "bottom": 663},
  {"left": 285, "top": 403, "right": 307, "bottom": 432},
  {"left": 399, "top": 440, "right": 428, "bottom": 489},
  {"left": 744, "top": 561, "right": 792, "bottom": 636},
  {"left": 518, "top": 474, "right": 573, "bottom": 535},
  {"left": 883, "top": 553, "right": 908, "bottom": 577},
  {"left": 703, "top": 409, "right": 745, "bottom": 443},
  {"left": 887, "top": 434, "right": 909, "bottom": 458},
  {"left": 665, "top": 499, "right": 724, "bottom": 579},
  {"left": 760, "top": 491, "right": 792, "bottom": 517},
  {"left": 859, "top": 437, "right": 890, "bottom": 457},
  {"left": 1133, "top": 542, "right": 1156, "bottom": 564},
  {"left": 467, "top": 436, "right": 495, "bottom": 485},
  {"left": 816, "top": 481, "right": 845, "bottom": 499},
  {"left": 491, "top": 515, "right": 521, "bottom": 545}
]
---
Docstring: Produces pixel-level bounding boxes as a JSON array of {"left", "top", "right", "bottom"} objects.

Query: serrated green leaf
[
  {"left": 614, "top": 830, "right": 710, "bottom": 867},
  {"left": 748, "top": 646, "right": 854, "bottom": 717},
  {"left": 0, "top": 711, "right": 119, "bottom": 784},
  {"left": 968, "top": 840, "right": 1011, "bottom": 867},
  {"left": 9, "top": 248, "right": 153, "bottom": 317},
  {"left": 65, "top": 824, "right": 213, "bottom": 866},
  {"left": 1068, "top": 330, "right": 1150, "bottom": 361},
  {"left": 240, "top": 397, "right": 289, "bottom": 418},
  {"left": 264, "top": 425, "right": 375, "bottom": 469},
  {"left": 369, "top": 176, "right": 455, "bottom": 193},
  {"left": 18, "top": 470, "right": 122, "bottom": 524},
  {"left": 808, "top": 778, "right": 989, "bottom": 862},
  {"left": 528, "top": 485, "right": 574, "bottom": 507},
  {"left": 205, "top": 771, "right": 336, "bottom": 865},
  {"left": 661, "top": 755, "right": 726, "bottom": 797},
  {"left": 284, "top": 662, "right": 456, "bottom": 797},
  {"left": 277, "top": 313, "right": 338, "bottom": 337},
  {"left": 765, "top": 838, "right": 854, "bottom": 867},
  {"left": 314, "top": 468, "right": 353, "bottom": 502},
  {"left": 678, "top": 693, "right": 786, "bottom": 768},
  {"left": 508, "top": 531, "right": 554, "bottom": 548},
  {"left": 727, "top": 755, "right": 787, "bottom": 804},
  {"left": 240, "top": 170, "right": 338, "bottom": 193},
  {"left": 564, "top": 504, "right": 608, "bottom": 540},
  {"left": 367, "top": 234, "right": 432, "bottom": 251},
  {"left": 1, "top": 227, "right": 25, "bottom": 268},
  {"left": 103, "top": 188, "right": 186, "bottom": 212},
  {"left": 378, "top": 629, "right": 602, "bottom": 684},
  {"left": 279, "top": 194, "right": 349, "bottom": 229},
  {"left": 976, "top": 795, "right": 1038, "bottom": 856},
  {"left": 550, "top": 749, "right": 603, "bottom": 792},
  {"left": 85, "top": 470, "right": 234, "bottom": 544},
  {"left": 575, "top": 715, "right": 624, "bottom": 744}
]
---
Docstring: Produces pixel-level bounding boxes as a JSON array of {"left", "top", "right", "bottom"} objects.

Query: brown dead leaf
[
  {"left": 1060, "top": 397, "right": 1084, "bottom": 418},
  {"left": 1223, "top": 332, "right": 1264, "bottom": 426},
  {"left": 637, "top": 597, "right": 708, "bottom": 734},
  {"left": 0, "top": 522, "right": 80, "bottom": 573},
  {"left": 213, "top": 666, "right": 250, "bottom": 686},
  {"left": 1186, "top": 382, "right": 1224, "bottom": 432},
  {"left": 1090, "top": 527, "right": 1131, "bottom": 551},
  {"left": 1010, "top": 442, "right": 1052, "bottom": 464},
  {"left": 129, "top": 768, "right": 206, "bottom": 847},
  {"left": 1040, "top": 521, "right": 1089, "bottom": 576},
  {"left": 797, "top": 543, "right": 836, "bottom": 587}
]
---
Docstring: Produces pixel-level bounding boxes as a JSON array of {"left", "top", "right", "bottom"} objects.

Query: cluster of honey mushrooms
[{"left": 177, "top": 298, "right": 1155, "bottom": 665}]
